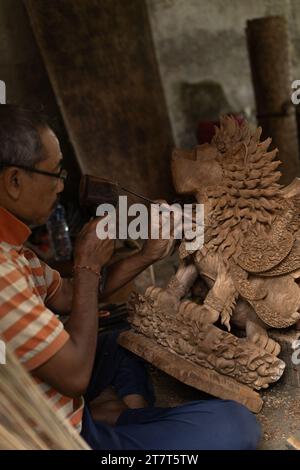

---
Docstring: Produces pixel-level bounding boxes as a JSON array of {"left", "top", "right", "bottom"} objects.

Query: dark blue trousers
[{"left": 81, "top": 332, "right": 261, "bottom": 450}]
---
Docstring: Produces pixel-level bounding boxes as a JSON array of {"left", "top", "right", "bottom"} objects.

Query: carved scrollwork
[{"left": 127, "top": 291, "right": 285, "bottom": 390}]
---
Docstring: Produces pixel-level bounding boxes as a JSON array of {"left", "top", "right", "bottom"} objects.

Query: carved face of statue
[{"left": 171, "top": 143, "right": 223, "bottom": 196}]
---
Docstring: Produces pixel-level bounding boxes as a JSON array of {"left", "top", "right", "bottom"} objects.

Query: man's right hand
[{"left": 74, "top": 217, "right": 115, "bottom": 269}]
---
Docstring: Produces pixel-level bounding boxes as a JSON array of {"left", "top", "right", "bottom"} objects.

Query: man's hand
[
  {"left": 141, "top": 235, "right": 175, "bottom": 263},
  {"left": 141, "top": 201, "right": 178, "bottom": 263},
  {"left": 74, "top": 217, "right": 115, "bottom": 269}
]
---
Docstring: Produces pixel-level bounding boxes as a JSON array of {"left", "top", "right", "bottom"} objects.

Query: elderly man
[{"left": 0, "top": 105, "right": 260, "bottom": 450}]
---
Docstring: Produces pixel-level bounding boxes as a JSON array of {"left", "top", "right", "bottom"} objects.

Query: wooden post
[
  {"left": 24, "top": 0, "right": 174, "bottom": 200},
  {"left": 246, "top": 16, "right": 300, "bottom": 185}
]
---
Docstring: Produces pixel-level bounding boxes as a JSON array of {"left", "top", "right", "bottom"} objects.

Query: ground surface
[{"left": 150, "top": 367, "right": 299, "bottom": 450}]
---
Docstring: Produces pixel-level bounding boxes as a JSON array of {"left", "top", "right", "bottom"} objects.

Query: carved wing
[{"left": 236, "top": 217, "right": 294, "bottom": 273}]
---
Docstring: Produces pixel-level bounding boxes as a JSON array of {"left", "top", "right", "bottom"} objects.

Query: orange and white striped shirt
[{"left": 0, "top": 207, "right": 84, "bottom": 431}]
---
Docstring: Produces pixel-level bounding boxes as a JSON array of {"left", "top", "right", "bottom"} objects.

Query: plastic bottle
[{"left": 47, "top": 204, "right": 72, "bottom": 261}]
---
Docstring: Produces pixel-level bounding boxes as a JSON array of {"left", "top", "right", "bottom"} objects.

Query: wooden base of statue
[
  {"left": 119, "top": 288, "right": 286, "bottom": 413},
  {"left": 118, "top": 329, "right": 263, "bottom": 413}
]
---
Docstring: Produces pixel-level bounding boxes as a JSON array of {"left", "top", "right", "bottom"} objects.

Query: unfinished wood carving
[{"left": 127, "top": 116, "right": 300, "bottom": 394}]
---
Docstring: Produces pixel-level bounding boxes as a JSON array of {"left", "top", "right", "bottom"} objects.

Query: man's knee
[{"left": 215, "top": 400, "right": 261, "bottom": 450}]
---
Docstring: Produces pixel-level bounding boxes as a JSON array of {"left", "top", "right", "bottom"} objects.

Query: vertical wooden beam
[
  {"left": 24, "top": 0, "right": 174, "bottom": 200},
  {"left": 246, "top": 16, "right": 300, "bottom": 185}
]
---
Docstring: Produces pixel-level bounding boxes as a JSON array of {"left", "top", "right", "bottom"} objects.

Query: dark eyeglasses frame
[{"left": 0, "top": 163, "right": 68, "bottom": 181}]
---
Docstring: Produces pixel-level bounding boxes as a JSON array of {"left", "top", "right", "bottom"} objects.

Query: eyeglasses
[{"left": 0, "top": 163, "right": 68, "bottom": 181}]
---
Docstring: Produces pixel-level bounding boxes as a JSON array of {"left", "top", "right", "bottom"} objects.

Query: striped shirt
[{"left": 0, "top": 207, "right": 84, "bottom": 430}]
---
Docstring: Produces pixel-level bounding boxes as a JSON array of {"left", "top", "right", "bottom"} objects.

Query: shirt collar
[{"left": 0, "top": 207, "right": 32, "bottom": 246}]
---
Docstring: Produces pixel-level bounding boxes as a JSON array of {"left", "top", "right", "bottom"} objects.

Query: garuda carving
[{"left": 128, "top": 116, "right": 300, "bottom": 391}]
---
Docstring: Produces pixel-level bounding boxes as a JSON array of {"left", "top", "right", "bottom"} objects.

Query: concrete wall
[{"left": 147, "top": 0, "right": 300, "bottom": 147}]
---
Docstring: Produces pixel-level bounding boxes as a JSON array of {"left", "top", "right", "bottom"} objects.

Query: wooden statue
[{"left": 126, "top": 116, "right": 300, "bottom": 398}]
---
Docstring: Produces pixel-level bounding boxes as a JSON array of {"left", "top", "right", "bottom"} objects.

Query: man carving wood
[{"left": 0, "top": 105, "right": 260, "bottom": 449}]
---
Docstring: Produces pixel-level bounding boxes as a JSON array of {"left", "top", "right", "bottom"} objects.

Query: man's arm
[
  {"left": 47, "top": 252, "right": 156, "bottom": 314},
  {"left": 40, "top": 206, "right": 175, "bottom": 396},
  {"left": 35, "top": 269, "right": 99, "bottom": 397},
  {"left": 100, "top": 232, "right": 175, "bottom": 299},
  {"left": 34, "top": 219, "right": 114, "bottom": 398},
  {"left": 38, "top": 250, "right": 154, "bottom": 396},
  {"left": 47, "top": 277, "right": 73, "bottom": 314},
  {"left": 48, "top": 230, "right": 175, "bottom": 313}
]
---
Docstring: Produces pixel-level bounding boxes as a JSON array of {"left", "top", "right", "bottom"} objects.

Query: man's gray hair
[{"left": 0, "top": 105, "right": 49, "bottom": 168}]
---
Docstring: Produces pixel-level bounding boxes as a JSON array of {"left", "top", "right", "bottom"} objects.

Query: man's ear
[{"left": 2, "top": 168, "right": 22, "bottom": 200}]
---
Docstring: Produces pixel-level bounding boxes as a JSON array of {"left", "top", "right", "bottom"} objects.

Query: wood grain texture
[
  {"left": 118, "top": 330, "right": 263, "bottom": 413},
  {"left": 24, "top": 0, "right": 174, "bottom": 199}
]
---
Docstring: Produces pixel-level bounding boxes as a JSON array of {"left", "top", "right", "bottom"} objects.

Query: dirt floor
[
  {"left": 150, "top": 366, "right": 299, "bottom": 450},
  {"left": 132, "top": 255, "right": 300, "bottom": 451}
]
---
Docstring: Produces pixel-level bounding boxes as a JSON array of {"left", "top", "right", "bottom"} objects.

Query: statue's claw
[{"left": 249, "top": 332, "right": 281, "bottom": 356}]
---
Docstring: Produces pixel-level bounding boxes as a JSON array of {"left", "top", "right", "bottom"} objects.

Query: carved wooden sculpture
[{"left": 127, "top": 116, "right": 300, "bottom": 398}]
